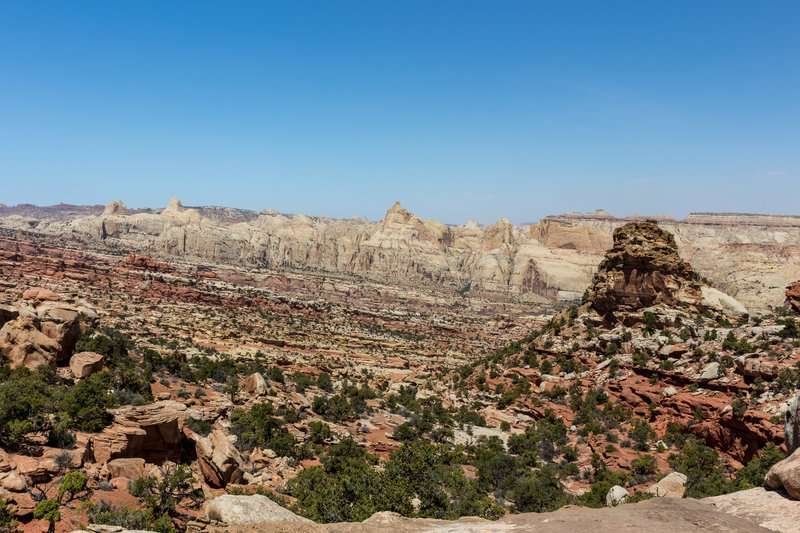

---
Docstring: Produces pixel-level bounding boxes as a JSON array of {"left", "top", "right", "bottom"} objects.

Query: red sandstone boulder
[
  {"left": 0, "top": 289, "right": 99, "bottom": 367},
  {"left": 192, "top": 429, "right": 244, "bottom": 488},
  {"left": 37, "top": 303, "right": 82, "bottom": 361},
  {"left": 787, "top": 280, "right": 800, "bottom": 313},
  {"left": 0, "top": 472, "right": 26, "bottom": 492},
  {"left": 106, "top": 457, "right": 146, "bottom": 480},
  {"left": 0, "top": 316, "right": 60, "bottom": 369},
  {"left": 242, "top": 372, "right": 268, "bottom": 396},
  {"left": 765, "top": 447, "right": 800, "bottom": 499},
  {"left": 21, "top": 288, "right": 61, "bottom": 302},
  {"left": 736, "top": 356, "right": 781, "bottom": 381},
  {"left": 69, "top": 351, "right": 105, "bottom": 378}
]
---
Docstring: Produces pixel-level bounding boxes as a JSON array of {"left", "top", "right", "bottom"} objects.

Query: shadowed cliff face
[{"left": 589, "top": 222, "right": 704, "bottom": 317}]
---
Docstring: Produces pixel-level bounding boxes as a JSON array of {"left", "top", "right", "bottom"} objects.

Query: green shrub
[
  {"left": 667, "top": 436, "right": 729, "bottom": 498},
  {"left": 512, "top": 467, "right": 567, "bottom": 512},
  {"left": 0, "top": 499, "right": 18, "bottom": 533},
  {"left": 631, "top": 455, "right": 657, "bottom": 476},
  {"left": 186, "top": 417, "right": 213, "bottom": 436},
  {"left": 229, "top": 403, "right": 296, "bottom": 456},
  {"left": 60, "top": 371, "right": 117, "bottom": 432}
]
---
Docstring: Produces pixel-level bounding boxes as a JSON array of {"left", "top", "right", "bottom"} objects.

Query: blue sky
[{"left": 1, "top": 1, "right": 798, "bottom": 224}]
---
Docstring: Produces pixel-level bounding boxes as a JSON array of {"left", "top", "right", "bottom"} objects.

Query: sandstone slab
[{"left": 204, "top": 494, "right": 312, "bottom": 524}]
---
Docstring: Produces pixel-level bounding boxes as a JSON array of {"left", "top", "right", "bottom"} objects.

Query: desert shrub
[
  {"left": 577, "top": 468, "right": 631, "bottom": 508},
  {"left": 316, "top": 372, "right": 333, "bottom": 392},
  {"left": 497, "top": 389, "right": 517, "bottom": 409},
  {"left": 454, "top": 406, "right": 487, "bottom": 427},
  {"left": 265, "top": 366, "right": 285, "bottom": 383},
  {"left": 511, "top": 467, "right": 567, "bottom": 512},
  {"left": 643, "top": 312, "right": 658, "bottom": 334},
  {"left": 631, "top": 455, "right": 658, "bottom": 476},
  {"left": 186, "top": 417, "right": 213, "bottom": 436},
  {"left": 731, "top": 397, "right": 747, "bottom": 418},
  {"left": 730, "top": 443, "right": 784, "bottom": 490},
  {"left": 778, "top": 318, "right": 800, "bottom": 339},
  {"left": 229, "top": 403, "right": 296, "bottom": 456},
  {"left": 290, "top": 439, "right": 502, "bottom": 523},
  {"left": 128, "top": 464, "right": 203, "bottom": 528},
  {"left": 33, "top": 499, "right": 60, "bottom": 533},
  {"left": 308, "top": 421, "right": 332, "bottom": 444},
  {"left": 84, "top": 500, "right": 168, "bottom": 533},
  {"left": 667, "top": 436, "right": 729, "bottom": 498},
  {"left": 0, "top": 365, "right": 57, "bottom": 448},
  {"left": 0, "top": 498, "right": 18, "bottom": 533},
  {"left": 291, "top": 371, "right": 313, "bottom": 393},
  {"left": 722, "top": 331, "right": 752, "bottom": 354},
  {"left": 60, "top": 371, "right": 117, "bottom": 432},
  {"left": 629, "top": 418, "right": 655, "bottom": 451}
]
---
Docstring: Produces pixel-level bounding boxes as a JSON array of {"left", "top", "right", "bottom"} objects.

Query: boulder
[
  {"left": 701, "top": 286, "right": 748, "bottom": 316},
  {"left": 659, "top": 343, "right": 689, "bottom": 358},
  {"left": 699, "top": 362, "right": 720, "bottom": 381},
  {"left": 36, "top": 303, "right": 82, "bottom": 361},
  {"left": 93, "top": 401, "right": 186, "bottom": 464},
  {"left": 106, "top": 458, "right": 146, "bottom": 480},
  {"left": 0, "top": 472, "right": 26, "bottom": 492},
  {"left": 0, "top": 316, "right": 60, "bottom": 369},
  {"left": 765, "top": 447, "right": 800, "bottom": 499},
  {"left": 606, "top": 485, "right": 629, "bottom": 506},
  {"left": 785, "top": 394, "right": 800, "bottom": 455},
  {"left": 242, "top": 372, "right": 268, "bottom": 396},
  {"left": 736, "top": 357, "right": 780, "bottom": 381},
  {"left": 204, "top": 494, "right": 312, "bottom": 524},
  {"left": 21, "top": 288, "right": 61, "bottom": 302},
  {"left": 647, "top": 472, "right": 687, "bottom": 498},
  {"left": 787, "top": 280, "right": 800, "bottom": 313},
  {"left": 193, "top": 429, "right": 244, "bottom": 488},
  {"left": 70, "top": 351, "right": 105, "bottom": 378},
  {"left": 705, "top": 487, "right": 800, "bottom": 533}
]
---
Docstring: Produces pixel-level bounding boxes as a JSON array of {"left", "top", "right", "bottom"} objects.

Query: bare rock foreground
[{"left": 190, "top": 497, "right": 776, "bottom": 533}]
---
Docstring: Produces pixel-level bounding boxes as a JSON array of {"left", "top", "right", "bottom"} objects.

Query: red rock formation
[
  {"left": 589, "top": 222, "right": 702, "bottom": 318},
  {"left": 92, "top": 401, "right": 185, "bottom": 464},
  {"left": 69, "top": 351, "right": 105, "bottom": 378},
  {"left": 123, "top": 252, "right": 175, "bottom": 273},
  {"left": 787, "top": 280, "right": 800, "bottom": 313},
  {"left": 192, "top": 429, "right": 244, "bottom": 488},
  {"left": 0, "top": 316, "right": 60, "bottom": 369}
]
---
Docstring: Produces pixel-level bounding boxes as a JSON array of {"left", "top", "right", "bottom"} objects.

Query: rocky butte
[{"left": 0, "top": 203, "right": 799, "bottom": 532}]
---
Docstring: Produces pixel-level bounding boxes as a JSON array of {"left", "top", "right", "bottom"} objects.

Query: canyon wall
[{"left": 1, "top": 200, "right": 798, "bottom": 310}]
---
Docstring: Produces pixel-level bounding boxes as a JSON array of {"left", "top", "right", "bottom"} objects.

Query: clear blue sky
[{"left": 1, "top": 1, "right": 798, "bottom": 224}]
